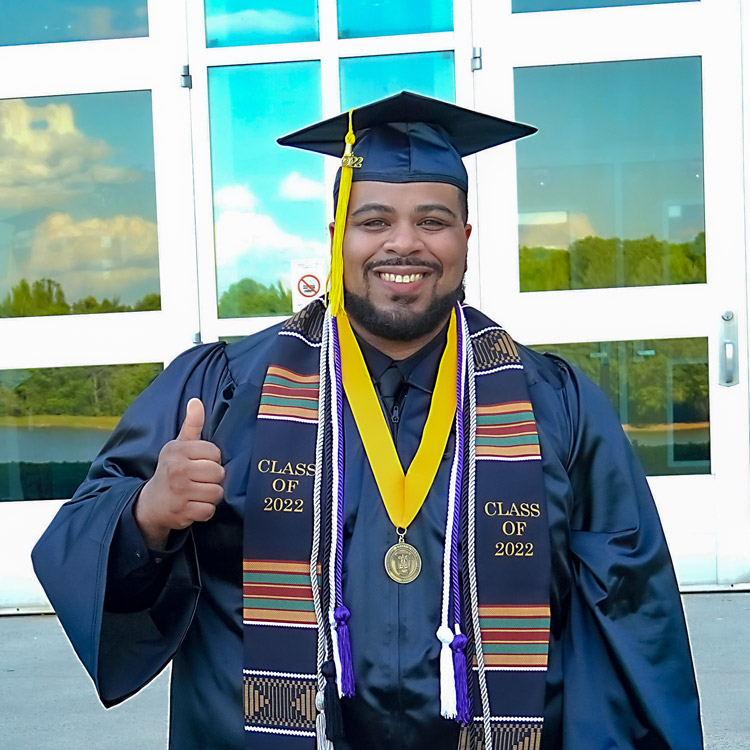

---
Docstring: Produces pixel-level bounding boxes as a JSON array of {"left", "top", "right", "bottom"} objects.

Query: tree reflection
[
  {"left": 532, "top": 338, "right": 710, "bottom": 476},
  {"left": 0, "top": 364, "right": 162, "bottom": 421},
  {"left": 0, "top": 278, "right": 160, "bottom": 318},
  {"left": 520, "top": 233, "right": 706, "bottom": 291},
  {"left": 218, "top": 277, "right": 292, "bottom": 318}
]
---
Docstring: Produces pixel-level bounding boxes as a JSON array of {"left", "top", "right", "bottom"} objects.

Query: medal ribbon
[{"left": 337, "top": 309, "right": 457, "bottom": 530}]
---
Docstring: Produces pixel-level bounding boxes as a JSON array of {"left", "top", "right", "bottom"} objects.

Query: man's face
[{"left": 334, "top": 180, "right": 471, "bottom": 342}]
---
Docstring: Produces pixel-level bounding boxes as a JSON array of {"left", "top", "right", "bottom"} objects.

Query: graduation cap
[
  {"left": 277, "top": 91, "right": 537, "bottom": 316},
  {"left": 278, "top": 90, "right": 537, "bottom": 194}
]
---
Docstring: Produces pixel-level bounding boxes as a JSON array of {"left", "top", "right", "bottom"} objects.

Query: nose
[{"left": 385, "top": 221, "right": 424, "bottom": 256}]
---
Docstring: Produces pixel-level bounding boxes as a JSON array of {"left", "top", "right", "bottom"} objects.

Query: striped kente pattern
[
  {"left": 257, "top": 366, "right": 319, "bottom": 424},
  {"left": 475, "top": 401, "right": 541, "bottom": 460},
  {"left": 477, "top": 604, "right": 550, "bottom": 669},
  {"left": 243, "top": 559, "right": 319, "bottom": 626}
]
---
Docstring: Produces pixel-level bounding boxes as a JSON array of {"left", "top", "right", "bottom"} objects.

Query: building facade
[{"left": 1, "top": 0, "right": 748, "bottom": 611}]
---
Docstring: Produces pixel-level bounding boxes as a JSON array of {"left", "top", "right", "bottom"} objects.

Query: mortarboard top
[
  {"left": 277, "top": 91, "right": 537, "bottom": 193},
  {"left": 277, "top": 92, "right": 536, "bottom": 317}
]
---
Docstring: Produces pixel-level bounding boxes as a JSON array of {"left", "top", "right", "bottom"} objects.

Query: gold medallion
[{"left": 384, "top": 541, "right": 422, "bottom": 584}]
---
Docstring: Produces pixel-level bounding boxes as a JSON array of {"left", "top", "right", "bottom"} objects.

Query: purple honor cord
[
  {"left": 450, "top": 306, "right": 470, "bottom": 723},
  {"left": 331, "top": 317, "right": 355, "bottom": 697}
]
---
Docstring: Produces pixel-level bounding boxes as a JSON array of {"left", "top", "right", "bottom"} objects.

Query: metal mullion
[
  {"left": 335, "top": 31, "right": 455, "bottom": 59},
  {"left": 0, "top": 312, "right": 171, "bottom": 371},
  {"left": 503, "top": 2, "right": 706, "bottom": 67},
  {"left": 142, "top": 0, "right": 201, "bottom": 363},
  {"left": 199, "top": 41, "right": 325, "bottom": 67},
  {"left": 0, "top": 38, "right": 158, "bottom": 99}
]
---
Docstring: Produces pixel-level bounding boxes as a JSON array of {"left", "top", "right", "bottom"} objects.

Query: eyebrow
[
  {"left": 350, "top": 202, "right": 395, "bottom": 217},
  {"left": 414, "top": 203, "right": 458, "bottom": 219}
]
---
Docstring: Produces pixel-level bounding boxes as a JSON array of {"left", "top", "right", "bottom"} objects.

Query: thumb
[{"left": 177, "top": 398, "right": 205, "bottom": 441}]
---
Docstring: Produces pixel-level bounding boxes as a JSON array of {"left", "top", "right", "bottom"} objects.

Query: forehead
[{"left": 347, "top": 180, "right": 463, "bottom": 212}]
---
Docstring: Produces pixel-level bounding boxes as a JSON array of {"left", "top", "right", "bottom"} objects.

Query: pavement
[{"left": 1, "top": 593, "right": 749, "bottom": 749}]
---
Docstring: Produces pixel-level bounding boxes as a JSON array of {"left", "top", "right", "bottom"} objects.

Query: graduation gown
[{"left": 31, "top": 315, "right": 703, "bottom": 750}]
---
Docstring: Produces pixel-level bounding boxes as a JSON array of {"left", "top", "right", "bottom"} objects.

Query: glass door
[
  {"left": 0, "top": 1, "right": 196, "bottom": 610},
  {"left": 470, "top": 0, "right": 749, "bottom": 586}
]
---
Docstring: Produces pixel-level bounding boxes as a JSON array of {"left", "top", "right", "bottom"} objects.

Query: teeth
[{"left": 379, "top": 272, "right": 423, "bottom": 283}]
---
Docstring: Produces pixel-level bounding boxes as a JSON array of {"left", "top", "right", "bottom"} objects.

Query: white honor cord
[
  {"left": 437, "top": 305, "right": 468, "bottom": 719},
  {"left": 465, "top": 334, "right": 492, "bottom": 749}
]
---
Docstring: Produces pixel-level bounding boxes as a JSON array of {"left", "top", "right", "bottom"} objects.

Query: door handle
[
  {"left": 724, "top": 341, "right": 735, "bottom": 384},
  {"left": 719, "top": 311, "right": 739, "bottom": 387}
]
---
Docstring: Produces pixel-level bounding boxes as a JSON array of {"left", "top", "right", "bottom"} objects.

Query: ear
[
  {"left": 464, "top": 224, "right": 472, "bottom": 272},
  {"left": 328, "top": 222, "right": 336, "bottom": 244}
]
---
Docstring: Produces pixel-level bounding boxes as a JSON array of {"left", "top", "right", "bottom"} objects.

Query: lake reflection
[
  {"left": 0, "top": 425, "right": 112, "bottom": 502},
  {"left": 0, "top": 425, "right": 111, "bottom": 463}
]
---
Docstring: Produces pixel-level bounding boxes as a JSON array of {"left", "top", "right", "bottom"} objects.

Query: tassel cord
[
  {"left": 451, "top": 631, "right": 471, "bottom": 725},
  {"left": 437, "top": 624, "right": 457, "bottom": 719},
  {"left": 328, "top": 112, "right": 356, "bottom": 317},
  {"left": 321, "top": 660, "right": 345, "bottom": 742}
]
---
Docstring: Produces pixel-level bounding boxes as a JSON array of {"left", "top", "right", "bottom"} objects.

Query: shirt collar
[{"left": 355, "top": 320, "right": 450, "bottom": 395}]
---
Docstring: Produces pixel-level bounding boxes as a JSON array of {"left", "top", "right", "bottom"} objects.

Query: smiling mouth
[{"left": 376, "top": 271, "right": 425, "bottom": 284}]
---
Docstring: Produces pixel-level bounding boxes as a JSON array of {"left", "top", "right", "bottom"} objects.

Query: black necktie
[{"left": 378, "top": 363, "right": 405, "bottom": 424}]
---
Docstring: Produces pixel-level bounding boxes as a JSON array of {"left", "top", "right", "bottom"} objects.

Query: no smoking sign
[
  {"left": 291, "top": 259, "right": 327, "bottom": 312},
  {"left": 298, "top": 274, "right": 320, "bottom": 298}
]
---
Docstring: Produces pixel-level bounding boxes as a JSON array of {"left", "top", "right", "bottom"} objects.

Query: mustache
[{"left": 363, "top": 258, "right": 442, "bottom": 275}]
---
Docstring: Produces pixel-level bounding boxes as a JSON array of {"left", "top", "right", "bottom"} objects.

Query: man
[{"left": 33, "top": 92, "right": 702, "bottom": 750}]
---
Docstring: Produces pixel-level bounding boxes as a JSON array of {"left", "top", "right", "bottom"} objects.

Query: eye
[
  {"left": 419, "top": 217, "right": 447, "bottom": 229},
  {"left": 361, "top": 218, "right": 388, "bottom": 229}
]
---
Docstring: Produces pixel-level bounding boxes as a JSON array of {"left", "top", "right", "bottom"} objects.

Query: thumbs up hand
[{"left": 135, "top": 398, "right": 225, "bottom": 549}]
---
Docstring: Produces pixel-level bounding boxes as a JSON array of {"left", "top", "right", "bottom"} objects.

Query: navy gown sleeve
[
  {"left": 552, "top": 359, "right": 703, "bottom": 749},
  {"left": 31, "top": 342, "right": 234, "bottom": 706}
]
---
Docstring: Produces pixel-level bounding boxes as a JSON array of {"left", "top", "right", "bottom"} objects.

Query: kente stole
[{"left": 243, "top": 300, "right": 551, "bottom": 749}]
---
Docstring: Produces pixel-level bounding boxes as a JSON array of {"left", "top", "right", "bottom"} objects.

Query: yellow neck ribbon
[{"left": 337, "top": 310, "right": 458, "bottom": 531}]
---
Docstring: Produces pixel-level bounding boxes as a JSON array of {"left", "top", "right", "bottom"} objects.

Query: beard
[{"left": 344, "top": 280, "right": 465, "bottom": 342}]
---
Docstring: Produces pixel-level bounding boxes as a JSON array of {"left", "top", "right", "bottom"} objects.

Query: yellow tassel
[{"left": 328, "top": 110, "right": 357, "bottom": 318}]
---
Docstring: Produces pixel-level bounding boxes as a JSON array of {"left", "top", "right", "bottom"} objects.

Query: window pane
[
  {"left": 205, "top": 0, "right": 319, "bottom": 47},
  {"left": 209, "top": 62, "right": 324, "bottom": 318},
  {"left": 340, "top": 52, "right": 455, "bottom": 110},
  {"left": 531, "top": 337, "right": 709, "bottom": 475},
  {"left": 0, "top": 363, "right": 162, "bottom": 501},
  {"left": 0, "top": 0, "right": 148, "bottom": 46},
  {"left": 0, "top": 92, "right": 160, "bottom": 317},
  {"left": 338, "top": 0, "right": 452, "bottom": 39},
  {"left": 513, "top": 0, "right": 693, "bottom": 10},
  {"left": 515, "top": 57, "right": 705, "bottom": 292}
]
